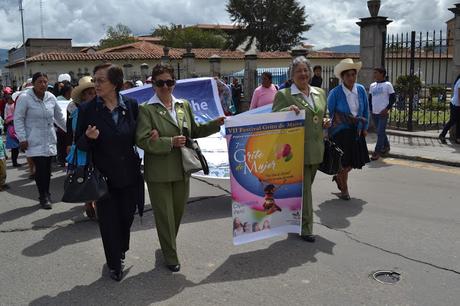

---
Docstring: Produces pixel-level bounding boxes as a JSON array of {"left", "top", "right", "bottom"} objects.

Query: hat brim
[
  {"left": 334, "top": 61, "right": 362, "bottom": 79},
  {"left": 71, "top": 82, "right": 95, "bottom": 103}
]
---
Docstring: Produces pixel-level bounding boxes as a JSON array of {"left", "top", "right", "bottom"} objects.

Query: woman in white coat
[{"left": 14, "top": 72, "right": 66, "bottom": 209}]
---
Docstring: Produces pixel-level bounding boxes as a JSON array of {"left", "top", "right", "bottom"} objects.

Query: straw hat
[
  {"left": 334, "top": 58, "right": 362, "bottom": 79},
  {"left": 71, "top": 76, "right": 95, "bottom": 103}
]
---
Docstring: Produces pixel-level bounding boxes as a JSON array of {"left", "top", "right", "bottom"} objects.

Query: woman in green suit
[
  {"left": 272, "top": 56, "right": 330, "bottom": 243},
  {"left": 136, "top": 64, "right": 225, "bottom": 272}
]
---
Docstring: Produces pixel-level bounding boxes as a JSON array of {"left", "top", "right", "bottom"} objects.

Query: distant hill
[{"left": 321, "top": 45, "right": 360, "bottom": 53}]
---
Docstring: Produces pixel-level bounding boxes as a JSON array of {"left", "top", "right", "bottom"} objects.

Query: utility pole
[
  {"left": 40, "top": 0, "right": 44, "bottom": 38},
  {"left": 19, "top": 0, "right": 27, "bottom": 81}
]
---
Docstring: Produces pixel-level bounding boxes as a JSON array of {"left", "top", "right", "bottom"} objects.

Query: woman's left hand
[
  {"left": 322, "top": 118, "right": 332, "bottom": 129},
  {"left": 150, "top": 129, "right": 159, "bottom": 142},
  {"left": 359, "top": 130, "right": 368, "bottom": 137},
  {"left": 215, "top": 116, "right": 226, "bottom": 126}
]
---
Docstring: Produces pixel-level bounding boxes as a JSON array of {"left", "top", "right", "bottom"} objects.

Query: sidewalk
[{"left": 367, "top": 129, "right": 460, "bottom": 167}]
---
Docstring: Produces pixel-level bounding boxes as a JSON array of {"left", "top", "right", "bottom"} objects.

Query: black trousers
[
  {"left": 441, "top": 103, "right": 460, "bottom": 138},
  {"left": 56, "top": 131, "right": 67, "bottom": 165},
  {"left": 96, "top": 184, "right": 137, "bottom": 272},
  {"left": 31, "top": 156, "right": 52, "bottom": 199},
  {"left": 11, "top": 148, "right": 19, "bottom": 166}
]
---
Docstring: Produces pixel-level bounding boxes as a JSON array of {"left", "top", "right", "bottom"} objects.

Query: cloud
[{"left": 0, "top": 0, "right": 458, "bottom": 50}]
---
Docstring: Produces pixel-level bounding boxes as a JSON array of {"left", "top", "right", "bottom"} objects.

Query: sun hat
[
  {"left": 58, "top": 73, "right": 71, "bottom": 83},
  {"left": 2, "top": 87, "right": 12, "bottom": 95},
  {"left": 71, "top": 76, "right": 95, "bottom": 104},
  {"left": 334, "top": 58, "right": 362, "bottom": 79},
  {"left": 135, "top": 80, "right": 143, "bottom": 87}
]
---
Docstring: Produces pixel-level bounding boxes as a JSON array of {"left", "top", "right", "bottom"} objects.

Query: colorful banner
[
  {"left": 225, "top": 111, "right": 305, "bottom": 245},
  {"left": 122, "top": 77, "right": 225, "bottom": 124}
]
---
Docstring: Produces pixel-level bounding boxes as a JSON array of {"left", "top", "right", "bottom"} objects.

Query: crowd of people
[{"left": 0, "top": 55, "right": 458, "bottom": 283}]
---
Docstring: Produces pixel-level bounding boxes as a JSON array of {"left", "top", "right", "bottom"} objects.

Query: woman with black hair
[
  {"left": 14, "top": 72, "right": 67, "bottom": 209},
  {"left": 75, "top": 63, "right": 143, "bottom": 282}
]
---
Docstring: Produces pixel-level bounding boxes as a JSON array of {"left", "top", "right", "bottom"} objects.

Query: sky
[{"left": 0, "top": 0, "right": 458, "bottom": 50}]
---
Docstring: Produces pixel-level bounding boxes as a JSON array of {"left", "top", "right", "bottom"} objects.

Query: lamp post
[{"left": 19, "top": 0, "right": 27, "bottom": 82}]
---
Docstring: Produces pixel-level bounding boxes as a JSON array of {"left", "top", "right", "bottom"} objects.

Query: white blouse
[{"left": 342, "top": 84, "right": 359, "bottom": 117}]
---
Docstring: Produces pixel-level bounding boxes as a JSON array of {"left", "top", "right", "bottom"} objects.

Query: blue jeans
[{"left": 372, "top": 114, "right": 390, "bottom": 153}]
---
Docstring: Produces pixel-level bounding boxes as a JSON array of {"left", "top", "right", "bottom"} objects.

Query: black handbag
[
  {"left": 319, "top": 138, "right": 344, "bottom": 175},
  {"left": 62, "top": 149, "right": 108, "bottom": 203}
]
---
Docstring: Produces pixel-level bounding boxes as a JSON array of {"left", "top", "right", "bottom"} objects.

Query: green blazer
[
  {"left": 135, "top": 99, "right": 221, "bottom": 183},
  {"left": 272, "top": 86, "right": 326, "bottom": 165}
]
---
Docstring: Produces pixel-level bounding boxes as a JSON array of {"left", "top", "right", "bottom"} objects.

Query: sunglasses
[{"left": 155, "top": 79, "right": 176, "bottom": 87}]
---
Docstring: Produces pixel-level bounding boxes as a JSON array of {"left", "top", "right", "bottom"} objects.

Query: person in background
[
  {"left": 272, "top": 56, "right": 329, "bottom": 243},
  {"left": 0, "top": 87, "right": 12, "bottom": 118},
  {"left": 215, "top": 77, "right": 234, "bottom": 115},
  {"left": 4, "top": 92, "right": 21, "bottom": 167},
  {"left": 231, "top": 78, "right": 243, "bottom": 114},
  {"left": 439, "top": 74, "right": 460, "bottom": 144},
  {"left": 123, "top": 80, "right": 134, "bottom": 90},
  {"left": 56, "top": 81, "right": 73, "bottom": 167},
  {"left": 0, "top": 116, "right": 8, "bottom": 191},
  {"left": 310, "top": 65, "right": 323, "bottom": 88},
  {"left": 75, "top": 63, "right": 143, "bottom": 282},
  {"left": 250, "top": 72, "right": 278, "bottom": 109},
  {"left": 136, "top": 63, "right": 224, "bottom": 273},
  {"left": 328, "top": 59, "right": 370, "bottom": 201},
  {"left": 66, "top": 76, "right": 97, "bottom": 220},
  {"left": 135, "top": 80, "right": 143, "bottom": 87},
  {"left": 369, "top": 67, "right": 395, "bottom": 160},
  {"left": 278, "top": 79, "right": 293, "bottom": 90},
  {"left": 14, "top": 72, "right": 67, "bottom": 209}
]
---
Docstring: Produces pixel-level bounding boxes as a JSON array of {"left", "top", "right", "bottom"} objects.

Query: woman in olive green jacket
[
  {"left": 272, "top": 56, "right": 330, "bottom": 243},
  {"left": 136, "top": 64, "right": 224, "bottom": 272}
]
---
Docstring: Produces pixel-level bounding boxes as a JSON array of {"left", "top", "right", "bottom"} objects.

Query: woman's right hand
[
  {"left": 288, "top": 105, "right": 300, "bottom": 115},
  {"left": 172, "top": 135, "right": 186, "bottom": 148},
  {"left": 85, "top": 125, "right": 100, "bottom": 140},
  {"left": 19, "top": 141, "right": 28, "bottom": 151}
]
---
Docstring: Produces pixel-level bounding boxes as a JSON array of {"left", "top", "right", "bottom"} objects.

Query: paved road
[{"left": 0, "top": 156, "right": 459, "bottom": 306}]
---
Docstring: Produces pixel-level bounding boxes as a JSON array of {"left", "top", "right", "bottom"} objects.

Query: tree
[
  {"left": 226, "top": 0, "right": 311, "bottom": 52},
  {"left": 99, "top": 23, "right": 137, "bottom": 50},
  {"left": 152, "top": 24, "right": 228, "bottom": 49}
]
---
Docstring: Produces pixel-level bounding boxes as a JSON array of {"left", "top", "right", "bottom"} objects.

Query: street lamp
[{"left": 19, "top": 0, "right": 27, "bottom": 82}]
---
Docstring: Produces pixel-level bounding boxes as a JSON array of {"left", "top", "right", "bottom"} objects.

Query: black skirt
[{"left": 332, "top": 128, "right": 370, "bottom": 169}]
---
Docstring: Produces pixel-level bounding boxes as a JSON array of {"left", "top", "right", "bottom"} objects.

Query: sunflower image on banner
[{"left": 225, "top": 110, "right": 305, "bottom": 245}]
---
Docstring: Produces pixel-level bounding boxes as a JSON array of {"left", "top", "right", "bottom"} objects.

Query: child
[{"left": 0, "top": 117, "right": 8, "bottom": 191}]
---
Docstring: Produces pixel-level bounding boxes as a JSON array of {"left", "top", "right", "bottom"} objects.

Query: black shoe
[
  {"left": 109, "top": 269, "right": 123, "bottom": 282},
  {"left": 167, "top": 264, "right": 181, "bottom": 272},
  {"left": 39, "top": 197, "right": 52, "bottom": 210},
  {"left": 439, "top": 134, "right": 447, "bottom": 144},
  {"left": 301, "top": 235, "right": 316, "bottom": 243},
  {"left": 12, "top": 163, "right": 22, "bottom": 167}
]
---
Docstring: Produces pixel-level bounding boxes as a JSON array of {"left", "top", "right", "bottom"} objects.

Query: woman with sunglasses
[{"left": 136, "top": 64, "right": 225, "bottom": 272}]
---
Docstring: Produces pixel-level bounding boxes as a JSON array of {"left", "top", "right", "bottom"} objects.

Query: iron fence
[{"left": 385, "top": 30, "right": 453, "bottom": 131}]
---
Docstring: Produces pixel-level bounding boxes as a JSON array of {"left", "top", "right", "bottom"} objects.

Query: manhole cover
[{"left": 372, "top": 271, "right": 401, "bottom": 284}]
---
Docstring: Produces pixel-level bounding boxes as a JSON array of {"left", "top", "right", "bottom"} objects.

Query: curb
[
  {"left": 368, "top": 149, "right": 460, "bottom": 168},
  {"left": 386, "top": 130, "right": 439, "bottom": 140}
]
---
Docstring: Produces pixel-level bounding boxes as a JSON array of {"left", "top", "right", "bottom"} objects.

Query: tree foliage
[
  {"left": 99, "top": 23, "right": 137, "bottom": 50},
  {"left": 226, "top": 0, "right": 311, "bottom": 51},
  {"left": 152, "top": 24, "right": 228, "bottom": 49}
]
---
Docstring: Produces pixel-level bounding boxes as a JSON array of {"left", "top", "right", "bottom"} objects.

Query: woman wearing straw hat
[
  {"left": 327, "top": 58, "right": 370, "bottom": 200},
  {"left": 66, "top": 76, "right": 97, "bottom": 219},
  {"left": 272, "top": 56, "right": 330, "bottom": 243}
]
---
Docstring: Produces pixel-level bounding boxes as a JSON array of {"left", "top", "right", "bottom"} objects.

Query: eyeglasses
[{"left": 155, "top": 79, "right": 175, "bottom": 87}]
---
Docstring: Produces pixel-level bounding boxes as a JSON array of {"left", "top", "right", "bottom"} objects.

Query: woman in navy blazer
[
  {"left": 327, "top": 59, "right": 370, "bottom": 200},
  {"left": 75, "top": 63, "right": 143, "bottom": 281}
]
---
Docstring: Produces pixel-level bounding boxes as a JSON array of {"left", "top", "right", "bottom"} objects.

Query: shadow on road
[
  {"left": 315, "top": 198, "right": 367, "bottom": 229},
  {"left": 4, "top": 173, "right": 66, "bottom": 202},
  {"left": 21, "top": 196, "right": 231, "bottom": 257},
  {"left": 29, "top": 250, "right": 197, "bottom": 306},
  {"left": 199, "top": 236, "right": 335, "bottom": 285}
]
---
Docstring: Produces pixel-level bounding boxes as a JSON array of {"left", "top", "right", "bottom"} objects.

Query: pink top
[
  {"left": 249, "top": 84, "right": 278, "bottom": 109},
  {"left": 4, "top": 103, "right": 15, "bottom": 124}
]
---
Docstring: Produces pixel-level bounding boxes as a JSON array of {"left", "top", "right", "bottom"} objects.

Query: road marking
[{"left": 382, "top": 158, "right": 460, "bottom": 175}]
